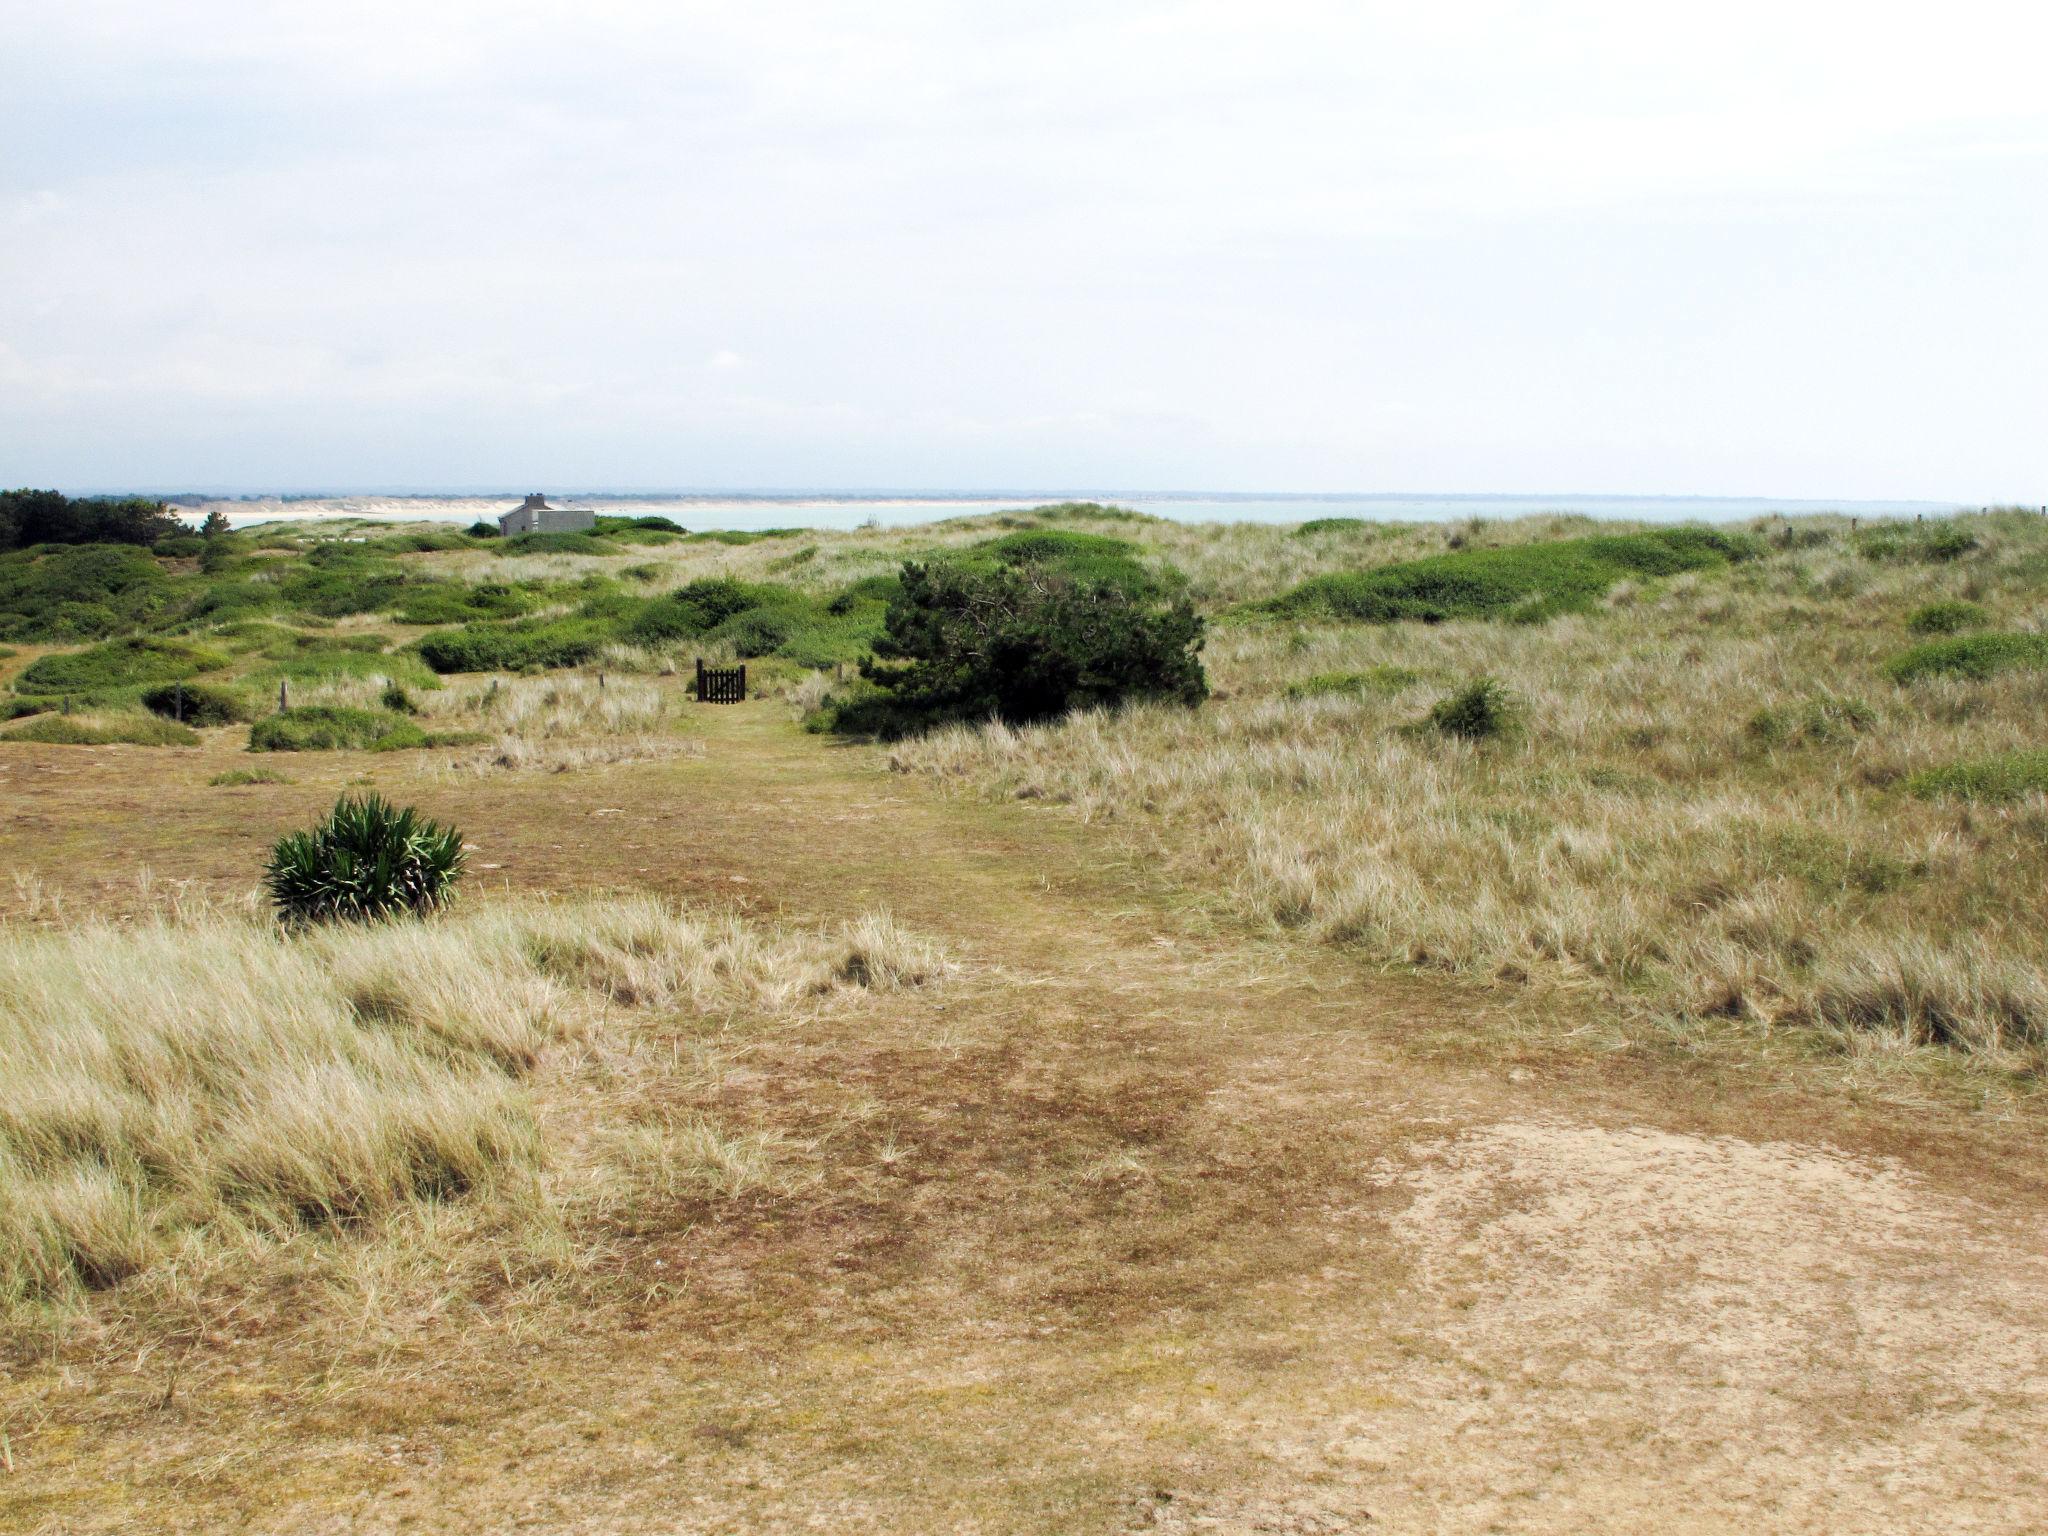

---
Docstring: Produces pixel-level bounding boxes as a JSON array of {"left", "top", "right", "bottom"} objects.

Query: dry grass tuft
[{"left": 0, "top": 896, "right": 950, "bottom": 1312}]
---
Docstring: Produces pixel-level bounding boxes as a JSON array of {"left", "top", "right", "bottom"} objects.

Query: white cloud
[{"left": 0, "top": 1, "right": 2043, "bottom": 495}]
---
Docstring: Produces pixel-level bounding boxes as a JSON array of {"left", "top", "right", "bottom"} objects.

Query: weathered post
[
  {"left": 279, "top": 679, "right": 289, "bottom": 714},
  {"left": 174, "top": 681, "right": 184, "bottom": 724},
  {"left": 737, "top": 664, "right": 746, "bottom": 702},
  {"left": 695, "top": 658, "right": 705, "bottom": 701}
]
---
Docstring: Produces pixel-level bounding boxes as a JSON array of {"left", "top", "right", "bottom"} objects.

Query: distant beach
[{"left": 197, "top": 491, "right": 1970, "bottom": 533}]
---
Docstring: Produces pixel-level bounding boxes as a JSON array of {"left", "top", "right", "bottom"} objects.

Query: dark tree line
[{"left": 0, "top": 489, "right": 191, "bottom": 553}]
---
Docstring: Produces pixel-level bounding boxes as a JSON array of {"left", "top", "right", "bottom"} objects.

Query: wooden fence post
[
  {"left": 279, "top": 680, "right": 289, "bottom": 714},
  {"left": 174, "top": 681, "right": 184, "bottom": 723}
]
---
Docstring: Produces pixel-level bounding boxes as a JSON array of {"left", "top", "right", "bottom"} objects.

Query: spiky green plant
[{"left": 265, "top": 794, "right": 467, "bottom": 925}]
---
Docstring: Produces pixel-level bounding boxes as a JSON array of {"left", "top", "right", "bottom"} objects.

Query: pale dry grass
[
  {"left": 888, "top": 512, "right": 2048, "bottom": 1069},
  {"left": 0, "top": 897, "right": 950, "bottom": 1314}
]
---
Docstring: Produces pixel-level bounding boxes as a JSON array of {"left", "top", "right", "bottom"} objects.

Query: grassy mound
[
  {"left": 3, "top": 712, "right": 201, "bottom": 746},
  {"left": 249, "top": 706, "right": 429, "bottom": 752},
  {"left": 1885, "top": 632, "right": 2048, "bottom": 684},
  {"left": 1907, "top": 599, "right": 1990, "bottom": 635},
  {"left": 1908, "top": 750, "right": 2048, "bottom": 802},
  {"left": 1272, "top": 527, "right": 1757, "bottom": 624},
  {"left": 15, "top": 637, "right": 229, "bottom": 694},
  {"left": 415, "top": 619, "right": 613, "bottom": 674}
]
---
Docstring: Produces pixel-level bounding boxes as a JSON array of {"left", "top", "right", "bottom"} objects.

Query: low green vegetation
[
  {"left": 1285, "top": 666, "right": 1421, "bottom": 699},
  {"left": 1746, "top": 694, "right": 1877, "bottom": 748},
  {"left": 1858, "top": 522, "right": 1979, "bottom": 563},
  {"left": 266, "top": 793, "right": 467, "bottom": 925},
  {"left": 1292, "top": 517, "right": 1371, "bottom": 536},
  {"left": 247, "top": 705, "right": 482, "bottom": 752},
  {"left": 1907, "top": 599, "right": 1990, "bottom": 635},
  {"left": 15, "top": 636, "right": 228, "bottom": 694},
  {"left": 2, "top": 712, "right": 201, "bottom": 746},
  {"left": 1272, "top": 526, "right": 1758, "bottom": 624},
  {"left": 211, "top": 766, "right": 293, "bottom": 786},
  {"left": 1422, "top": 677, "right": 1517, "bottom": 740},
  {"left": 1908, "top": 750, "right": 2048, "bottom": 803},
  {"left": 1885, "top": 632, "right": 2048, "bottom": 684}
]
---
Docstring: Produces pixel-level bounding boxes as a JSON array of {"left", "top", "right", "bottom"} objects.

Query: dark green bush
[
  {"left": 16, "top": 637, "right": 228, "bottom": 694},
  {"left": 140, "top": 681, "right": 252, "bottom": 726},
  {"left": 840, "top": 560, "right": 1206, "bottom": 735},
  {"left": 249, "top": 706, "right": 428, "bottom": 752},
  {"left": 380, "top": 681, "right": 419, "bottom": 714},
  {"left": 1423, "top": 678, "right": 1517, "bottom": 740},
  {"left": 1885, "top": 632, "right": 2048, "bottom": 684},
  {"left": 265, "top": 794, "right": 466, "bottom": 925},
  {"left": 465, "top": 520, "right": 500, "bottom": 538},
  {"left": 1292, "top": 517, "right": 1371, "bottom": 536},
  {"left": 625, "top": 578, "right": 774, "bottom": 642},
  {"left": 1907, "top": 599, "right": 1990, "bottom": 635},
  {"left": 0, "top": 544, "right": 172, "bottom": 640},
  {"left": 1273, "top": 527, "right": 1758, "bottom": 625}
]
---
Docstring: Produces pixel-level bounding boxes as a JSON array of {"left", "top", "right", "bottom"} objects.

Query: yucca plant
[{"left": 266, "top": 794, "right": 467, "bottom": 925}]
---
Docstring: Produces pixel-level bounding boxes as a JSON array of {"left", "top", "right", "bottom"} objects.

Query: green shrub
[
  {"left": 2, "top": 713, "right": 200, "bottom": 746},
  {"left": 16, "top": 637, "right": 228, "bottom": 694},
  {"left": 139, "top": 681, "right": 252, "bottom": 726},
  {"left": 1908, "top": 750, "right": 2048, "bottom": 802},
  {"left": 961, "top": 528, "right": 1166, "bottom": 597},
  {"left": 414, "top": 619, "right": 610, "bottom": 674},
  {"left": 625, "top": 578, "right": 774, "bottom": 642},
  {"left": 1273, "top": 527, "right": 1758, "bottom": 625},
  {"left": 1285, "top": 667, "right": 1421, "bottom": 699},
  {"left": 0, "top": 544, "right": 172, "bottom": 640},
  {"left": 1907, "top": 599, "right": 1990, "bottom": 635},
  {"left": 380, "top": 681, "right": 419, "bottom": 714},
  {"left": 1885, "top": 632, "right": 2048, "bottom": 684},
  {"left": 249, "top": 706, "right": 429, "bottom": 752},
  {"left": 1292, "top": 517, "right": 1372, "bottom": 536},
  {"left": 211, "top": 767, "right": 293, "bottom": 786},
  {"left": 839, "top": 560, "right": 1206, "bottom": 735},
  {"left": 265, "top": 794, "right": 466, "bottom": 925},
  {"left": 1423, "top": 678, "right": 1517, "bottom": 740},
  {"left": 497, "top": 531, "right": 613, "bottom": 556},
  {"left": 464, "top": 520, "right": 500, "bottom": 538}
]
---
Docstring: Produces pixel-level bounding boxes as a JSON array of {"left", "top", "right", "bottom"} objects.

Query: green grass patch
[
  {"left": 248, "top": 706, "right": 456, "bottom": 752},
  {"left": 1285, "top": 666, "right": 1421, "bottom": 699},
  {"left": 1907, "top": 749, "right": 2048, "bottom": 802},
  {"left": 211, "top": 766, "right": 293, "bottom": 786},
  {"left": 1420, "top": 677, "right": 1518, "bottom": 740},
  {"left": 3, "top": 712, "right": 201, "bottom": 747},
  {"left": 1292, "top": 517, "right": 1372, "bottom": 537},
  {"left": 1858, "top": 523, "right": 1979, "bottom": 563},
  {"left": 15, "top": 637, "right": 229, "bottom": 694},
  {"left": 1745, "top": 694, "right": 1877, "bottom": 748},
  {"left": 414, "top": 618, "right": 613, "bottom": 674},
  {"left": 1272, "top": 527, "right": 1759, "bottom": 625},
  {"left": 1885, "top": 632, "right": 2048, "bottom": 684},
  {"left": 1907, "top": 599, "right": 1990, "bottom": 635}
]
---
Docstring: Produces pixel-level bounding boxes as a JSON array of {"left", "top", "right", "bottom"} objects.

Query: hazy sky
[{"left": 3, "top": 2, "right": 2043, "bottom": 498}]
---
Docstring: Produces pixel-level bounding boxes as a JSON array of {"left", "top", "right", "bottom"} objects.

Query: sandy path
[{"left": 3, "top": 705, "right": 2044, "bottom": 1533}]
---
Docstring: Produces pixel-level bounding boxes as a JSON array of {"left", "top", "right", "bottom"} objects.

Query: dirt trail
[{"left": 5, "top": 705, "right": 2046, "bottom": 1533}]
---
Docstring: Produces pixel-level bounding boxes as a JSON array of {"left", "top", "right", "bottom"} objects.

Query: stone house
[{"left": 498, "top": 493, "right": 597, "bottom": 537}]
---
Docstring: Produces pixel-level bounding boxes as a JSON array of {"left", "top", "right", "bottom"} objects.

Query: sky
[{"left": 2, "top": 2, "right": 2044, "bottom": 500}]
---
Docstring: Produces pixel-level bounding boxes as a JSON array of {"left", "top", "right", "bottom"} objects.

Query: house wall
[{"left": 535, "top": 508, "right": 596, "bottom": 534}]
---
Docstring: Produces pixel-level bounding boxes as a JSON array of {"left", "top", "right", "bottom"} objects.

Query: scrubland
[
  {"left": 5, "top": 492, "right": 2048, "bottom": 1528},
  {"left": 889, "top": 511, "right": 2048, "bottom": 1072},
  {"left": 1, "top": 892, "right": 948, "bottom": 1318}
]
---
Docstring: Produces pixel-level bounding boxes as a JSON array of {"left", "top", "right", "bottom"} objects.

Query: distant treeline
[{"left": 0, "top": 489, "right": 191, "bottom": 553}]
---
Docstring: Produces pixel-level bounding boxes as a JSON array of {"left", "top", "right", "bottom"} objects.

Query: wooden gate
[{"left": 695, "top": 659, "right": 746, "bottom": 704}]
